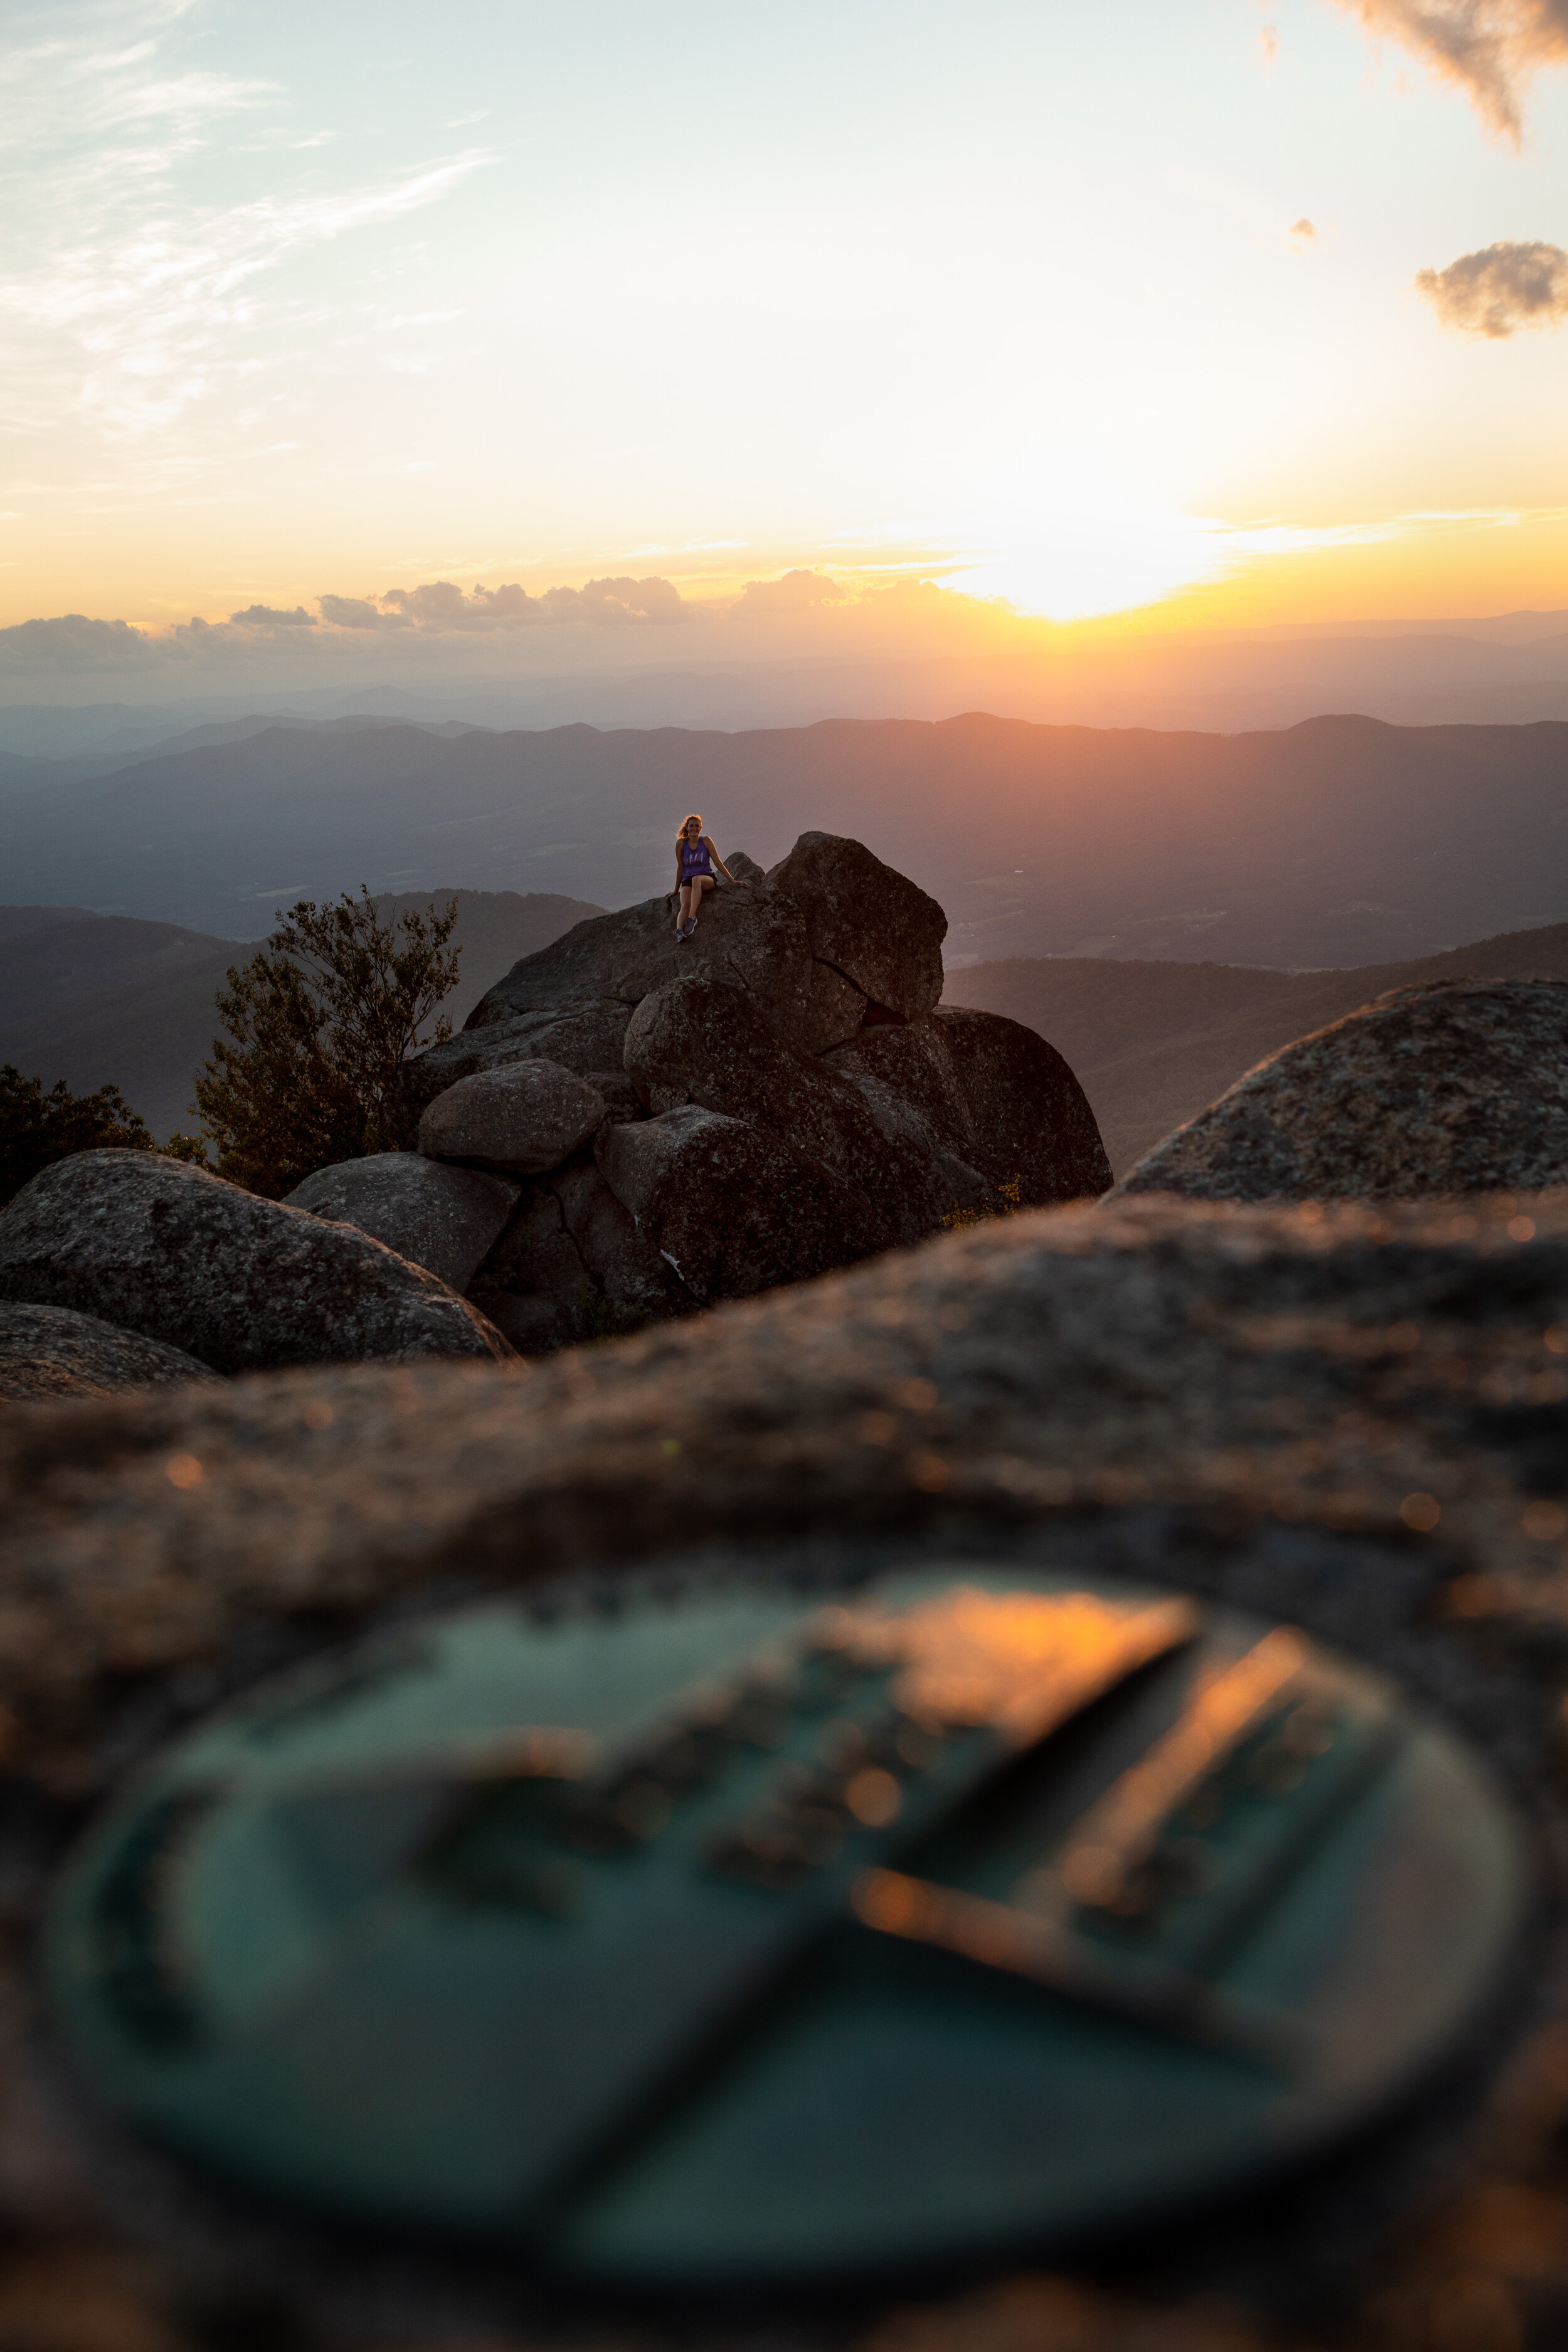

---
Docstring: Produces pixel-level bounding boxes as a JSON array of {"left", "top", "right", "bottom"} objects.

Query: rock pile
[
  {"left": 1118, "top": 975, "right": 1568, "bottom": 1201},
  {"left": 388, "top": 829, "right": 1111, "bottom": 1349},
  {"left": 0, "top": 832, "right": 1110, "bottom": 1385}
]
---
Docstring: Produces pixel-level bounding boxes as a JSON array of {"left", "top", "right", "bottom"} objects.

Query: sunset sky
[{"left": 4, "top": 0, "right": 1567, "bottom": 685}]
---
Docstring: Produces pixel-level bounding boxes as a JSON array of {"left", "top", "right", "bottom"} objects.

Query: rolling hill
[{"left": 943, "top": 921, "right": 1568, "bottom": 1174}]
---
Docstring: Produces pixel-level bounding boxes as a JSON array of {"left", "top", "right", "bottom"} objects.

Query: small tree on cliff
[{"left": 194, "top": 889, "right": 462, "bottom": 1197}]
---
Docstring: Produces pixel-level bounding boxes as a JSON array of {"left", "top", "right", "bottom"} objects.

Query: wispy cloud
[
  {"left": 0, "top": 3, "right": 494, "bottom": 456},
  {"left": 1415, "top": 237, "right": 1568, "bottom": 331},
  {"left": 1329, "top": 1, "right": 1568, "bottom": 142}
]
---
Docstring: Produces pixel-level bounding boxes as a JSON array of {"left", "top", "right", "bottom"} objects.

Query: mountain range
[{"left": 3, "top": 711, "right": 1567, "bottom": 970}]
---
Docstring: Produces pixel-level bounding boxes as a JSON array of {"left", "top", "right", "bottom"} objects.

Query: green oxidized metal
[{"left": 46, "top": 1564, "right": 1527, "bottom": 2289}]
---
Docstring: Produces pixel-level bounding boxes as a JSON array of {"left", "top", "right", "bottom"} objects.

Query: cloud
[
  {"left": 1330, "top": 1, "right": 1568, "bottom": 142},
  {"left": 317, "top": 593, "right": 403, "bottom": 630},
  {"left": 0, "top": 5, "right": 495, "bottom": 450},
  {"left": 0, "top": 612, "right": 151, "bottom": 666},
  {"left": 1288, "top": 217, "right": 1316, "bottom": 245},
  {"left": 1414, "top": 238, "right": 1568, "bottom": 331},
  {"left": 729, "top": 568, "right": 847, "bottom": 618},
  {"left": 366, "top": 575, "right": 694, "bottom": 631},
  {"left": 229, "top": 602, "right": 315, "bottom": 627}
]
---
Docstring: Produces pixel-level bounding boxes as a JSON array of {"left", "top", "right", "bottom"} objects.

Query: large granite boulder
[
  {"left": 0, "top": 1151, "right": 513, "bottom": 1373},
  {"left": 622, "top": 967, "right": 913, "bottom": 1214},
  {"left": 1, "top": 1195, "right": 1567, "bottom": 2348},
  {"left": 284, "top": 1153, "right": 519, "bottom": 1292},
  {"left": 417, "top": 1061, "right": 606, "bottom": 1175},
  {"left": 595, "top": 1104, "right": 887, "bottom": 1300},
  {"left": 0, "top": 1300, "right": 217, "bottom": 1402},
  {"left": 1117, "top": 976, "right": 1568, "bottom": 1202},
  {"left": 765, "top": 828, "right": 945, "bottom": 1019}
]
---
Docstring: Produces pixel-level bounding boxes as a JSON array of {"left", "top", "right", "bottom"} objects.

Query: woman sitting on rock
[{"left": 672, "top": 813, "right": 736, "bottom": 939}]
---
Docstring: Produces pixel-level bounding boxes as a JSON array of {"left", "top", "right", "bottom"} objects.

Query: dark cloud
[
  {"left": 1415, "top": 237, "right": 1568, "bottom": 332},
  {"left": 729, "top": 568, "right": 847, "bottom": 618},
  {"left": 0, "top": 614, "right": 150, "bottom": 666},
  {"left": 229, "top": 603, "right": 317, "bottom": 628},
  {"left": 370, "top": 575, "right": 692, "bottom": 631},
  {"left": 1333, "top": 1, "right": 1568, "bottom": 141}
]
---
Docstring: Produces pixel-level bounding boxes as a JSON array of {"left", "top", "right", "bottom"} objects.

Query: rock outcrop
[
  {"left": 1117, "top": 975, "right": 1568, "bottom": 1201},
  {"left": 0, "top": 1151, "right": 513, "bottom": 1374},
  {"left": 408, "top": 832, "right": 1111, "bottom": 1348},
  {"left": 0, "top": 1300, "right": 217, "bottom": 1401},
  {"left": 284, "top": 1152, "right": 519, "bottom": 1292}
]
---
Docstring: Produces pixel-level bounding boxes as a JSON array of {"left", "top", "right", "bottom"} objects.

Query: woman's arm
[{"left": 707, "top": 838, "right": 738, "bottom": 882}]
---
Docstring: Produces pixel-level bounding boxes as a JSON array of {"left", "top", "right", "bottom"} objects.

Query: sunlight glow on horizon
[{"left": 3, "top": 0, "right": 1568, "bottom": 664}]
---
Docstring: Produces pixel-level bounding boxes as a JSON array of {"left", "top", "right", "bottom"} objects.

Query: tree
[
  {"left": 193, "top": 889, "right": 462, "bottom": 1198},
  {"left": 0, "top": 1066, "right": 156, "bottom": 1207}
]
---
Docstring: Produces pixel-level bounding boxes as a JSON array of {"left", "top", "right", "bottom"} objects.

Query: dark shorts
[{"left": 682, "top": 869, "right": 714, "bottom": 884}]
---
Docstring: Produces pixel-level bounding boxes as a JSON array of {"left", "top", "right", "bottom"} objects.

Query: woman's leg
[
  {"left": 677, "top": 882, "right": 693, "bottom": 931},
  {"left": 689, "top": 874, "right": 714, "bottom": 926}
]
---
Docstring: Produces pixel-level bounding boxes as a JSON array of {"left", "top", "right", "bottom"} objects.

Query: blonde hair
[{"left": 677, "top": 813, "right": 704, "bottom": 842}]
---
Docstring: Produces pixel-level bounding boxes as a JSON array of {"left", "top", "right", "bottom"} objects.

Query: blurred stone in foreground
[
  {"left": 2, "top": 1192, "right": 1568, "bottom": 2348},
  {"left": 1116, "top": 978, "right": 1568, "bottom": 1202}
]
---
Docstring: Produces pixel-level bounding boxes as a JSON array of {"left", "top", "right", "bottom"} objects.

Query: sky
[{"left": 3, "top": 0, "right": 1567, "bottom": 696}]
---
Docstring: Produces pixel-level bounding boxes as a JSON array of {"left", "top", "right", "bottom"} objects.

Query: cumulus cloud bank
[
  {"left": 0, "top": 614, "right": 150, "bottom": 666},
  {"left": 729, "top": 568, "right": 847, "bottom": 617},
  {"left": 332, "top": 575, "right": 694, "bottom": 632},
  {"left": 1415, "top": 238, "right": 1568, "bottom": 331},
  {"left": 1332, "top": 1, "right": 1568, "bottom": 141}
]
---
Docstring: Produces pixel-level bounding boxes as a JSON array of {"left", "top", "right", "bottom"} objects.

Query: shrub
[
  {"left": 193, "top": 889, "right": 461, "bottom": 1198},
  {"left": 0, "top": 1065, "right": 156, "bottom": 1207}
]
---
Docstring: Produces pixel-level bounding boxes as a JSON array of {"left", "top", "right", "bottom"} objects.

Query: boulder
[
  {"left": 401, "top": 999, "right": 633, "bottom": 1118},
  {"left": 417, "top": 1061, "right": 606, "bottom": 1177},
  {"left": 828, "top": 1009, "right": 1113, "bottom": 1209},
  {"left": 284, "top": 1153, "right": 518, "bottom": 1293},
  {"left": 0, "top": 1301, "right": 217, "bottom": 1402},
  {"left": 470, "top": 1150, "right": 697, "bottom": 1352},
  {"left": 1116, "top": 977, "right": 1568, "bottom": 1202},
  {"left": 765, "top": 829, "right": 946, "bottom": 1019},
  {"left": 595, "top": 1105, "right": 885, "bottom": 1300},
  {"left": 0, "top": 1151, "right": 513, "bottom": 1374},
  {"left": 622, "top": 968, "right": 908, "bottom": 1219}
]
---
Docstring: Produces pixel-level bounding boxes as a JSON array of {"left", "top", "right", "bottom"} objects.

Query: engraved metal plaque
[{"left": 46, "top": 1567, "right": 1527, "bottom": 2288}]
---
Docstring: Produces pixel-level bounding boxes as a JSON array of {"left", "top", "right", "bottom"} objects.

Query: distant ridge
[{"left": 3, "top": 710, "right": 1565, "bottom": 967}]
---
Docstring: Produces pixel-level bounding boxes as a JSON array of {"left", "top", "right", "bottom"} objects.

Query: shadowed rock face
[
  {"left": 403, "top": 835, "right": 1111, "bottom": 1350},
  {"left": 416, "top": 1061, "right": 606, "bottom": 1176},
  {"left": 1116, "top": 977, "right": 1568, "bottom": 1202},
  {"left": 0, "top": 1151, "right": 514, "bottom": 1373},
  {"left": 1, "top": 1194, "right": 1568, "bottom": 2348},
  {"left": 284, "top": 1153, "right": 519, "bottom": 1292},
  {"left": 0, "top": 1301, "right": 216, "bottom": 1400}
]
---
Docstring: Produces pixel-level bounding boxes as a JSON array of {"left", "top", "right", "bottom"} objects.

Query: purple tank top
[{"left": 680, "top": 837, "right": 713, "bottom": 879}]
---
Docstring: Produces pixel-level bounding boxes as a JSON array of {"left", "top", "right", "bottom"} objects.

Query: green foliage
[
  {"left": 193, "top": 888, "right": 462, "bottom": 1198},
  {"left": 0, "top": 1064, "right": 156, "bottom": 1207},
  {"left": 941, "top": 1173, "right": 1024, "bottom": 1232},
  {"left": 160, "top": 1132, "right": 213, "bottom": 1168}
]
